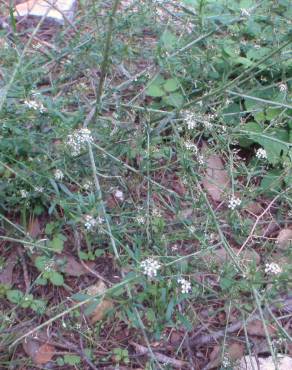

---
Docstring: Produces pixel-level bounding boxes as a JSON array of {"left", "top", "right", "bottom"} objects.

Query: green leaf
[
  {"left": 84, "top": 299, "right": 100, "bottom": 316},
  {"left": 49, "top": 271, "right": 64, "bottom": 286},
  {"left": 177, "top": 312, "right": 193, "bottom": 331},
  {"left": 260, "top": 169, "right": 283, "bottom": 193},
  {"left": 71, "top": 293, "right": 90, "bottom": 302},
  {"left": 64, "top": 354, "right": 81, "bottom": 365},
  {"left": 35, "top": 255, "right": 51, "bottom": 271},
  {"left": 163, "top": 92, "right": 184, "bottom": 108},
  {"left": 166, "top": 297, "right": 175, "bottom": 321},
  {"left": 6, "top": 289, "right": 23, "bottom": 303},
  {"left": 161, "top": 30, "right": 177, "bottom": 50},
  {"left": 254, "top": 129, "right": 289, "bottom": 164},
  {"left": 163, "top": 79, "right": 179, "bottom": 92},
  {"left": 49, "top": 235, "right": 65, "bottom": 253},
  {"left": 146, "top": 84, "right": 165, "bottom": 97}
]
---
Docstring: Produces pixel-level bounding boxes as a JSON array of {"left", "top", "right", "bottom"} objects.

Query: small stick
[{"left": 17, "top": 246, "right": 30, "bottom": 293}]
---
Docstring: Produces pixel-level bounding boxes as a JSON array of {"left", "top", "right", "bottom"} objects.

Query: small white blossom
[
  {"left": 66, "top": 128, "right": 93, "bottom": 156},
  {"left": 197, "top": 154, "right": 204, "bottom": 165},
  {"left": 240, "top": 8, "right": 251, "bottom": 17},
  {"left": 177, "top": 277, "right": 191, "bottom": 294},
  {"left": 54, "top": 169, "right": 64, "bottom": 180},
  {"left": 35, "top": 186, "right": 44, "bottom": 193},
  {"left": 184, "top": 140, "right": 198, "bottom": 153},
  {"left": 222, "top": 356, "right": 231, "bottom": 368},
  {"left": 96, "top": 216, "right": 104, "bottom": 225},
  {"left": 84, "top": 215, "right": 97, "bottom": 231},
  {"left": 265, "top": 262, "right": 282, "bottom": 275},
  {"left": 136, "top": 215, "right": 146, "bottom": 225},
  {"left": 20, "top": 189, "right": 29, "bottom": 198},
  {"left": 44, "top": 260, "right": 55, "bottom": 272},
  {"left": 141, "top": 257, "right": 161, "bottom": 278},
  {"left": 24, "top": 99, "right": 46, "bottom": 113},
  {"left": 152, "top": 207, "right": 162, "bottom": 217},
  {"left": 114, "top": 189, "right": 124, "bottom": 201},
  {"left": 228, "top": 196, "right": 241, "bottom": 210},
  {"left": 83, "top": 181, "right": 93, "bottom": 191},
  {"left": 188, "top": 225, "right": 196, "bottom": 234},
  {"left": 278, "top": 83, "right": 287, "bottom": 93},
  {"left": 256, "top": 148, "right": 267, "bottom": 159},
  {"left": 184, "top": 110, "right": 197, "bottom": 130}
]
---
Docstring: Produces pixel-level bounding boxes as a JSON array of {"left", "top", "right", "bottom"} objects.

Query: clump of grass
[{"left": 0, "top": 0, "right": 291, "bottom": 369}]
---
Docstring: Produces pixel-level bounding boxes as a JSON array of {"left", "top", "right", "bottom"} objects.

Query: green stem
[{"left": 95, "top": 0, "right": 120, "bottom": 114}]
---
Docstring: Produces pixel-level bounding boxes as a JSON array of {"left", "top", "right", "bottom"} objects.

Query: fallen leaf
[
  {"left": 203, "top": 247, "right": 260, "bottom": 266},
  {"left": 235, "top": 355, "right": 292, "bottom": 370},
  {"left": 276, "top": 229, "right": 292, "bottom": 250},
  {"left": 202, "top": 143, "right": 230, "bottom": 202},
  {"left": 23, "top": 338, "right": 54, "bottom": 365},
  {"left": 86, "top": 281, "right": 114, "bottom": 324},
  {"left": 56, "top": 254, "right": 95, "bottom": 277},
  {"left": 207, "top": 342, "right": 244, "bottom": 369},
  {"left": 247, "top": 319, "right": 277, "bottom": 337},
  {"left": 0, "top": 254, "right": 18, "bottom": 286},
  {"left": 28, "top": 218, "right": 41, "bottom": 238}
]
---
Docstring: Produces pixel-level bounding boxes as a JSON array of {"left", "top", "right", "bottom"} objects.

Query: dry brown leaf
[
  {"left": 276, "top": 229, "right": 292, "bottom": 250},
  {"left": 247, "top": 319, "right": 277, "bottom": 337},
  {"left": 0, "top": 254, "right": 18, "bottom": 286},
  {"left": 203, "top": 247, "right": 260, "bottom": 266},
  {"left": 235, "top": 355, "right": 292, "bottom": 370},
  {"left": 28, "top": 218, "right": 41, "bottom": 238},
  {"left": 207, "top": 342, "right": 244, "bottom": 369},
  {"left": 201, "top": 143, "right": 230, "bottom": 202},
  {"left": 56, "top": 254, "right": 94, "bottom": 277},
  {"left": 23, "top": 338, "right": 54, "bottom": 365},
  {"left": 86, "top": 281, "right": 114, "bottom": 324}
]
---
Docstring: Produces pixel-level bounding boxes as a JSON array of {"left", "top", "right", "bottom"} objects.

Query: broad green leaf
[
  {"left": 6, "top": 289, "right": 23, "bottom": 303},
  {"left": 163, "top": 79, "right": 179, "bottom": 92},
  {"left": 49, "top": 235, "right": 64, "bottom": 253},
  {"left": 84, "top": 299, "right": 100, "bottom": 316},
  {"left": 35, "top": 255, "right": 51, "bottom": 271},
  {"left": 49, "top": 271, "right": 64, "bottom": 286},
  {"left": 146, "top": 85, "right": 165, "bottom": 97},
  {"left": 71, "top": 293, "right": 90, "bottom": 302},
  {"left": 260, "top": 169, "right": 283, "bottom": 193},
  {"left": 254, "top": 129, "right": 289, "bottom": 164},
  {"left": 163, "top": 92, "right": 184, "bottom": 108},
  {"left": 64, "top": 355, "right": 81, "bottom": 365},
  {"left": 161, "top": 30, "right": 177, "bottom": 50}
]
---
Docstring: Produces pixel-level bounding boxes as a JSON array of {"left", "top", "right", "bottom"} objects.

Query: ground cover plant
[{"left": 0, "top": 0, "right": 292, "bottom": 368}]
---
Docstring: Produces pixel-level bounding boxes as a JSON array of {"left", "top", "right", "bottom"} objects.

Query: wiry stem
[{"left": 95, "top": 0, "right": 120, "bottom": 114}]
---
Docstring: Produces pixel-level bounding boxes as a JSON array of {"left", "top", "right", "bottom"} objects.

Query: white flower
[
  {"left": 177, "top": 277, "right": 191, "bottom": 294},
  {"left": 114, "top": 189, "right": 124, "bottom": 201},
  {"left": 24, "top": 99, "right": 46, "bottom": 113},
  {"left": 152, "top": 208, "right": 162, "bottom": 217},
  {"left": 66, "top": 128, "right": 93, "bottom": 156},
  {"left": 84, "top": 215, "right": 97, "bottom": 231},
  {"left": 54, "top": 169, "right": 64, "bottom": 180},
  {"left": 44, "top": 260, "right": 55, "bottom": 272},
  {"left": 35, "top": 186, "right": 44, "bottom": 193},
  {"left": 184, "top": 140, "right": 198, "bottom": 153},
  {"left": 197, "top": 154, "right": 204, "bottom": 165},
  {"left": 184, "top": 110, "right": 197, "bottom": 130},
  {"left": 228, "top": 196, "right": 241, "bottom": 210},
  {"left": 222, "top": 356, "right": 231, "bottom": 368},
  {"left": 141, "top": 257, "right": 161, "bottom": 278},
  {"left": 136, "top": 215, "right": 146, "bottom": 224},
  {"left": 256, "top": 148, "right": 267, "bottom": 159},
  {"left": 20, "top": 189, "right": 29, "bottom": 198},
  {"left": 83, "top": 181, "right": 93, "bottom": 191},
  {"left": 240, "top": 8, "right": 251, "bottom": 17},
  {"left": 188, "top": 225, "right": 196, "bottom": 234},
  {"left": 265, "top": 262, "right": 282, "bottom": 275},
  {"left": 278, "top": 83, "right": 287, "bottom": 92}
]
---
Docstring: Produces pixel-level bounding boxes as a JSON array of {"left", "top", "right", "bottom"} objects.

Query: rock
[
  {"left": 14, "top": 0, "right": 77, "bottom": 25},
  {"left": 235, "top": 355, "right": 292, "bottom": 370},
  {"left": 276, "top": 229, "right": 292, "bottom": 250}
]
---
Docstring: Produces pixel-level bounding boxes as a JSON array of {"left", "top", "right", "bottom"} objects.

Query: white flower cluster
[
  {"left": 24, "top": 99, "right": 46, "bottom": 113},
  {"left": 66, "top": 128, "right": 93, "bottom": 156},
  {"left": 84, "top": 215, "right": 97, "bottom": 231},
  {"left": 141, "top": 257, "right": 161, "bottom": 278},
  {"left": 240, "top": 8, "right": 251, "bottom": 17},
  {"left": 228, "top": 196, "right": 241, "bottom": 210},
  {"left": 35, "top": 186, "right": 44, "bottom": 193},
  {"left": 265, "top": 262, "right": 282, "bottom": 275},
  {"left": 44, "top": 260, "right": 55, "bottom": 272},
  {"left": 152, "top": 207, "right": 162, "bottom": 218},
  {"left": 184, "top": 110, "right": 197, "bottom": 130},
  {"left": 114, "top": 189, "right": 124, "bottom": 201},
  {"left": 83, "top": 180, "right": 93, "bottom": 191},
  {"left": 54, "top": 169, "right": 64, "bottom": 181},
  {"left": 278, "top": 83, "right": 287, "bottom": 92},
  {"left": 20, "top": 189, "right": 29, "bottom": 198},
  {"left": 256, "top": 148, "right": 267, "bottom": 159},
  {"left": 136, "top": 215, "right": 146, "bottom": 225},
  {"left": 184, "top": 140, "right": 198, "bottom": 153},
  {"left": 177, "top": 277, "right": 191, "bottom": 294}
]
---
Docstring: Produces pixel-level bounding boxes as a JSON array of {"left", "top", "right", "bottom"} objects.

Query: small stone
[{"left": 15, "top": 0, "right": 77, "bottom": 25}]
